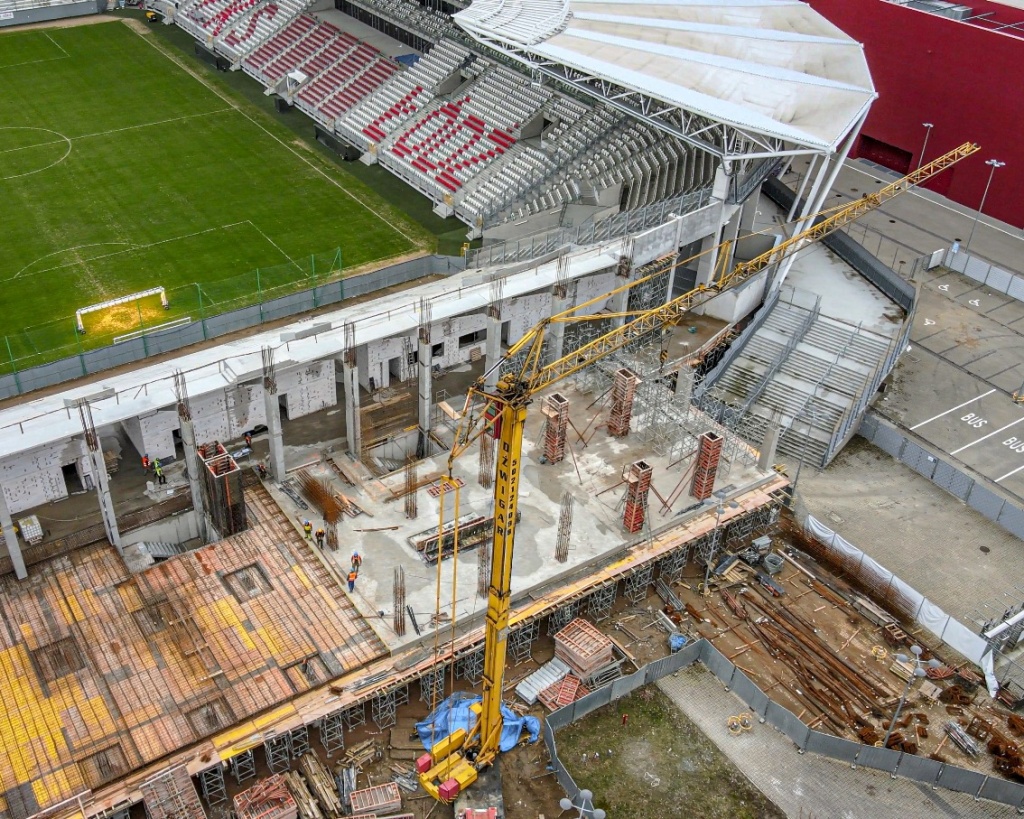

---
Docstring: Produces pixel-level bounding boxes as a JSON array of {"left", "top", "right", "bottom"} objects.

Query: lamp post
[
  {"left": 882, "top": 645, "right": 941, "bottom": 749},
  {"left": 965, "top": 159, "right": 1005, "bottom": 252},
  {"left": 917, "top": 123, "right": 934, "bottom": 172},
  {"left": 560, "top": 790, "right": 606, "bottom": 819}
]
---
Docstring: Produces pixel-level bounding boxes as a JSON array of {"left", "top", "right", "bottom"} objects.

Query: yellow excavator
[{"left": 417, "top": 142, "right": 980, "bottom": 801}]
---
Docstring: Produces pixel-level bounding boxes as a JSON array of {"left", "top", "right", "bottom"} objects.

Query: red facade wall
[{"left": 806, "top": 0, "right": 1021, "bottom": 228}]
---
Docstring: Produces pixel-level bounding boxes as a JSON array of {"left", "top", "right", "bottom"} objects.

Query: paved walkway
[{"left": 658, "top": 668, "right": 1016, "bottom": 819}]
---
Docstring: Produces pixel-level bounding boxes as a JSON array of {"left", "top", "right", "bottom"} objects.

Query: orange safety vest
[{"left": 347, "top": 571, "right": 357, "bottom": 583}]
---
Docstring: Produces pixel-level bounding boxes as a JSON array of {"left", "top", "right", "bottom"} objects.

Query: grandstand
[{"left": 156, "top": 0, "right": 873, "bottom": 241}]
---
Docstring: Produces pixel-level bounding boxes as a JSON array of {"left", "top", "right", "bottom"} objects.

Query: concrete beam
[{"left": 0, "top": 488, "right": 27, "bottom": 580}]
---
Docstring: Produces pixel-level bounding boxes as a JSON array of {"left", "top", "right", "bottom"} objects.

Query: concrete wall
[
  {"left": 702, "top": 270, "right": 769, "bottom": 323},
  {"left": 807, "top": 0, "right": 1023, "bottom": 229},
  {"left": 0, "top": 0, "right": 103, "bottom": 28},
  {"left": 0, "top": 440, "right": 84, "bottom": 515},
  {"left": 121, "top": 509, "right": 202, "bottom": 549}
]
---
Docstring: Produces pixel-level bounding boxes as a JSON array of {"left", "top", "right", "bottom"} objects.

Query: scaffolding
[
  {"left": 508, "top": 620, "right": 539, "bottom": 664},
  {"left": 547, "top": 599, "right": 581, "bottom": 636},
  {"left": 264, "top": 732, "right": 291, "bottom": 774},
  {"left": 586, "top": 582, "right": 617, "bottom": 622},
  {"left": 419, "top": 665, "right": 445, "bottom": 705},
  {"left": 454, "top": 647, "right": 485, "bottom": 685},
  {"left": 341, "top": 702, "right": 366, "bottom": 730},
  {"left": 658, "top": 547, "right": 690, "bottom": 584},
  {"left": 319, "top": 709, "right": 346, "bottom": 757},
  {"left": 622, "top": 564, "right": 654, "bottom": 604},
  {"left": 371, "top": 687, "right": 398, "bottom": 730},
  {"left": 198, "top": 764, "right": 227, "bottom": 808},
  {"left": 141, "top": 765, "right": 207, "bottom": 819},
  {"left": 198, "top": 442, "right": 247, "bottom": 536},
  {"left": 554, "top": 491, "right": 574, "bottom": 563},
  {"left": 228, "top": 749, "right": 255, "bottom": 785},
  {"left": 542, "top": 393, "right": 570, "bottom": 463}
]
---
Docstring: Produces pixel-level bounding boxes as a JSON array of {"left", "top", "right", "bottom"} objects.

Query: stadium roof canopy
[{"left": 453, "top": 0, "right": 876, "bottom": 161}]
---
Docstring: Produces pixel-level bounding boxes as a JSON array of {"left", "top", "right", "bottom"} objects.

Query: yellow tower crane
[{"left": 417, "top": 141, "right": 980, "bottom": 801}]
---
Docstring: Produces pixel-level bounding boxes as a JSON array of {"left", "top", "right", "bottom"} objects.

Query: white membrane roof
[{"left": 454, "top": 0, "right": 876, "bottom": 151}]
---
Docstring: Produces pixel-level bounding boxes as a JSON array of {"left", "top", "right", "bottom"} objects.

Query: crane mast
[{"left": 418, "top": 141, "right": 979, "bottom": 802}]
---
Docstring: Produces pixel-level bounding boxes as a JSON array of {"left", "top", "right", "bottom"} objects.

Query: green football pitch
[{"left": 0, "top": 20, "right": 429, "bottom": 370}]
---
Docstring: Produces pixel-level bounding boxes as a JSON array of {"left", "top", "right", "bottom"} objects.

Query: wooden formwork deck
[{"left": 0, "top": 484, "right": 385, "bottom": 819}]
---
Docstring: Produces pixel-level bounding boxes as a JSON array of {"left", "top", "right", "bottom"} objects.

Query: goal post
[{"left": 76, "top": 287, "right": 168, "bottom": 333}]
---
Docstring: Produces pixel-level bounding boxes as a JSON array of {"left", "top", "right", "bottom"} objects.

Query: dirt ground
[{"left": 557, "top": 682, "right": 785, "bottom": 818}]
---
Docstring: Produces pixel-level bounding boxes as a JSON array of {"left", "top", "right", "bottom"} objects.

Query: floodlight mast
[{"left": 418, "top": 141, "right": 979, "bottom": 802}]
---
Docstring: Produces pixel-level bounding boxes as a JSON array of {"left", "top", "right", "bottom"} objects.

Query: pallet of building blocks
[
  {"left": 234, "top": 774, "right": 298, "bottom": 819},
  {"left": 537, "top": 675, "right": 590, "bottom": 711},
  {"left": 350, "top": 782, "right": 402, "bottom": 815},
  {"left": 554, "top": 618, "right": 614, "bottom": 677}
]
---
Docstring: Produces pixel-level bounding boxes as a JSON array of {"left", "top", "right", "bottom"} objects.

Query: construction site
[{"left": 8, "top": 0, "right": 1024, "bottom": 814}]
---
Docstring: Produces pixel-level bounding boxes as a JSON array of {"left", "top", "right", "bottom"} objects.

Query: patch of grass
[
  {"left": 0, "top": 20, "right": 431, "bottom": 369},
  {"left": 556, "top": 685, "right": 784, "bottom": 819}
]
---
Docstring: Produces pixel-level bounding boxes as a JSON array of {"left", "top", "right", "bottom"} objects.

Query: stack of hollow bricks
[
  {"left": 690, "top": 431, "right": 722, "bottom": 501},
  {"left": 543, "top": 393, "right": 570, "bottom": 463},
  {"left": 234, "top": 774, "right": 297, "bottom": 819},
  {"left": 607, "top": 368, "right": 639, "bottom": 437},
  {"left": 349, "top": 782, "right": 402, "bottom": 815},
  {"left": 622, "top": 459, "right": 653, "bottom": 533}
]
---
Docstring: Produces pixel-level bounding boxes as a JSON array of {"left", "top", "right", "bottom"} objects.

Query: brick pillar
[
  {"left": 607, "top": 368, "right": 640, "bottom": 437},
  {"left": 542, "top": 393, "right": 569, "bottom": 464},
  {"left": 623, "top": 460, "right": 653, "bottom": 533},
  {"left": 690, "top": 431, "right": 723, "bottom": 501}
]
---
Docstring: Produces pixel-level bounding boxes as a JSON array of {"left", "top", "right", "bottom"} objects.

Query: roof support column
[
  {"left": 0, "top": 488, "right": 27, "bottom": 580},
  {"left": 484, "top": 303, "right": 502, "bottom": 392},
  {"left": 343, "top": 351, "right": 361, "bottom": 457}
]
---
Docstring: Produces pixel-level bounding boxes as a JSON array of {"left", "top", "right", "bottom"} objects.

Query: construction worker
[
  {"left": 351, "top": 551, "right": 362, "bottom": 571},
  {"left": 256, "top": 462, "right": 268, "bottom": 480},
  {"left": 315, "top": 527, "right": 325, "bottom": 548},
  {"left": 302, "top": 520, "right": 313, "bottom": 540},
  {"left": 244, "top": 431, "right": 252, "bottom": 448},
  {"left": 142, "top": 454, "right": 150, "bottom": 472},
  {"left": 154, "top": 462, "right": 166, "bottom": 485},
  {"left": 347, "top": 569, "right": 358, "bottom": 593}
]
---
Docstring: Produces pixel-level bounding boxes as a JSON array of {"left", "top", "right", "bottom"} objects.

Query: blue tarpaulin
[{"left": 416, "top": 692, "right": 540, "bottom": 753}]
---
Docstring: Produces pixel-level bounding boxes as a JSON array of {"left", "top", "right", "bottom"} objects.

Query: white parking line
[
  {"left": 950, "top": 417, "right": 1024, "bottom": 455},
  {"left": 909, "top": 389, "right": 996, "bottom": 430},
  {"left": 996, "top": 463, "right": 1024, "bottom": 484}
]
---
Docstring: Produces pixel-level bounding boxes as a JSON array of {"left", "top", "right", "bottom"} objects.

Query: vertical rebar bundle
[
  {"left": 623, "top": 460, "right": 653, "bottom": 533},
  {"left": 404, "top": 459, "right": 417, "bottom": 519},
  {"left": 325, "top": 523, "right": 338, "bottom": 552},
  {"left": 393, "top": 567, "right": 406, "bottom": 636},
  {"left": 542, "top": 393, "right": 570, "bottom": 463},
  {"left": 478, "top": 432, "right": 494, "bottom": 489},
  {"left": 477, "top": 537, "right": 490, "bottom": 598},
  {"left": 608, "top": 368, "right": 640, "bottom": 437},
  {"left": 297, "top": 469, "right": 342, "bottom": 524},
  {"left": 555, "top": 491, "right": 574, "bottom": 563}
]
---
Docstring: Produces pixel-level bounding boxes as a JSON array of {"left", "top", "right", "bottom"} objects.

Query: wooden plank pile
[
  {"left": 537, "top": 675, "right": 590, "bottom": 711},
  {"left": 298, "top": 753, "right": 343, "bottom": 817},
  {"left": 283, "top": 771, "right": 323, "bottom": 819},
  {"left": 350, "top": 783, "right": 402, "bottom": 816},
  {"left": 234, "top": 775, "right": 297, "bottom": 819},
  {"left": 554, "top": 618, "right": 615, "bottom": 678}
]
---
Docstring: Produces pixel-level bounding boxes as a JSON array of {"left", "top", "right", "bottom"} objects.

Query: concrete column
[
  {"left": 91, "top": 447, "right": 122, "bottom": 553},
  {"left": 0, "top": 487, "right": 27, "bottom": 580},
  {"left": 739, "top": 187, "right": 762, "bottom": 233},
  {"left": 694, "top": 232, "right": 723, "bottom": 289},
  {"left": 547, "top": 286, "right": 570, "bottom": 362},
  {"left": 758, "top": 422, "right": 782, "bottom": 472},
  {"left": 342, "top": 354, "right": 361, "bottom": 456},
  {"left": 418, "top": 333, "right": 432, "bottom": 456},
  {"left": 483, "top": 305, "right": 502, "bottom": 392},
  {"left": 608, "top": 278, "right": 630, "bottom": 329},
  {"left": 179, "top": 416, "right": 209, "bottom": 541},
  {"left": 262, "top": 386, "right": 286, "bottom": 481}
]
